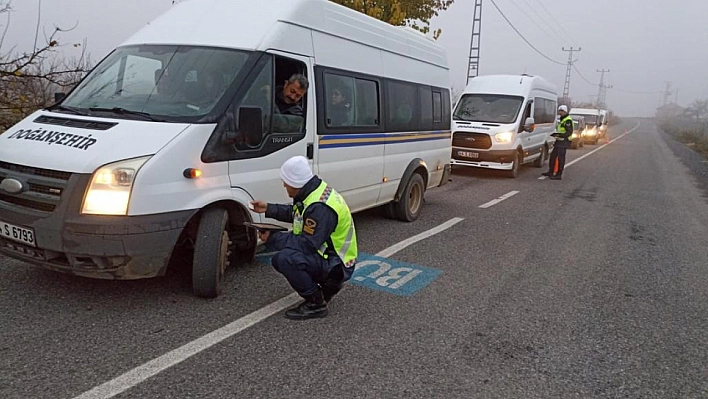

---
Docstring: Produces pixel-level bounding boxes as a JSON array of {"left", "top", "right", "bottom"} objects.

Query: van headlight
[
  {"left": 494, "top": 131, "right": 514, "bottom": 143},
  {"left": 81, "top": 156, "right": 152, "bottom": 215}
]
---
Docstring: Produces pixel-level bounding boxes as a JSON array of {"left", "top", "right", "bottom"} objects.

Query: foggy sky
[{"left": 2, "top": 0, "right": 707, "bottom": 116}]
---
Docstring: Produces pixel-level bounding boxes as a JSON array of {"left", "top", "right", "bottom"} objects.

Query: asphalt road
[{"left": 1, "top": 119, "right": 707, "bottom": 399}]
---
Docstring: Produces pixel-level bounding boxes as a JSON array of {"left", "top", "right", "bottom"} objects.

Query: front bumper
[
  {"left": 451, "top": 148, "right": 517, "bottom": 170},
  {"left": 0, "top": 171, "right": 197, "bottom": 279}
]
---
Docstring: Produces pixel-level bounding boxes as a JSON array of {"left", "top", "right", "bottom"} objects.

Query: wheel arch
[{"left": 394, "top": 158, "right": 429, "bottom": 202}]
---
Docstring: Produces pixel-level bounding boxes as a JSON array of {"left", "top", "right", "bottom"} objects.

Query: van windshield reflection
[
  {"left": 61, "top": 45, "right": 251, "bottom": 122},
  {"left": 453, "top": 94, "right": 523, "bottom": 124}
]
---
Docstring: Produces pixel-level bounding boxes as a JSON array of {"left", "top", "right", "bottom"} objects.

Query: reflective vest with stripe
[
  {"left": 556, "top": 115, "right": 574, "bottom": 141},
  {"left": 292, "top": 181, "right": 358, "bottom": 268}
]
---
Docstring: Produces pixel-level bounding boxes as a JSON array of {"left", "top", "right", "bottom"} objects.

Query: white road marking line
[
  {"left": 73, "top": 217, "right": 465, "bottom": 399},
  {"left": 375, "top": 217, "right": 464, "bottom": 258},
  {"left": 478, "top": 191, "right": 520, "bottom": 209},
  {"left": 538, "top": 121, "right": 642, "bottom": 180}
]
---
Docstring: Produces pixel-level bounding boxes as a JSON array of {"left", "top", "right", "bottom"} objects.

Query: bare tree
[
  {"left": 686, "top": 99, "right": 708, "bottom": 122},
  {"left": 0, "top": 0, "right": 91, "bottom": 131}
]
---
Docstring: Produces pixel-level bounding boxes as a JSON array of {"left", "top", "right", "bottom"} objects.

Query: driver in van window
[
  {"left": 271, "top": 74, "right": 308, "bottom": 133},
  {"left": 275, "top": 74, "right": 308, "bottom": 116}
]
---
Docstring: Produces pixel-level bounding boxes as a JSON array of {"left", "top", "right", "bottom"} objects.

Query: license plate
[
  {"left": 0, "top": 220, "right": 36, "bottom": 247},
  {"left": 457, "top": 150, "right": 479, "bottom": 159}
]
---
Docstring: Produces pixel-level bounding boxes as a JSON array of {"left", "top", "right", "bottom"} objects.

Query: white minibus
[
  {"left": 451, "top": 74, "right": 559, "bottom": 177},
  {"left": 0, "top": 0, "right": 452, "bottom": 297}
]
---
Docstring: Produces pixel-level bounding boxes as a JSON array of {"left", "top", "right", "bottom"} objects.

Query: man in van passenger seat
[
  {"left": 328, "top": 87, "right": 352, "bottom": 126},
  {"left": 543, "top": 105, "right": 574, "bottom": 180},
  {"left": 275, "top": 74, "right": 308, "bottom": 116},
  {"left": 250, "top": 156, "right": 358, "bottom": 320}
]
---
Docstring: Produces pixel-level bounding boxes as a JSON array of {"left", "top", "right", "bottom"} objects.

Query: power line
[
  {"left": 506, "top": 0, "right": 563, "bottom": 46},
  {"left": 572, "top": 64, "right": 595, "bottom": 86},
  {"left": 531, "top": 0, "right": 577, "bottom": 45},
  {"left": 489, "top": 0, "right": 565, "bottom": 66},
  {"left": 573, "top": 64, "right": 662, "bottom": 96},
  {"left": 517, "top": 0, "right": 569, "bottom": 45},
  {"left": 611, "top": 87, "right": 662, "bottom": 95}
]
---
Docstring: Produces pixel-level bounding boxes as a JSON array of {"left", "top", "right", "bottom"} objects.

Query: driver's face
[{"left": 282, "top": 81, "right": 306, "bottom": 104}]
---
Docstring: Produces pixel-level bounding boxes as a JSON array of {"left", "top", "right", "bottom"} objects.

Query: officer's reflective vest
[
  {"left": 556, "top": 115, "right": 574, "bottom": 141},
  {"left": 292, "top": 181, "right": 358, "bottom": 268}
]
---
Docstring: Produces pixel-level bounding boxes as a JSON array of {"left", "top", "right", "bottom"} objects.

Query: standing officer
[
  {"left": 543, "top": 105, "right": 574, "bottom": 180},
  {"left": 250, "top": 156, "right": 358, "bottom": 320}
]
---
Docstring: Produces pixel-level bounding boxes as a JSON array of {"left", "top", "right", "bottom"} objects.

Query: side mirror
[
  {"left": 223, "top": 106, "right": 263, "bottom": 146},
  {"left": 54, "top": 92, "right": 66, "bottom": 102},
  {"left": 524, "top": 117, "right": 535, "bottom": 132}
]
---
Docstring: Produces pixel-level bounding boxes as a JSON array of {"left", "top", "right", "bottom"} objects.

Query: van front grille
[
  {"left": 452, "top": 132, "right": 492, "bottom": 149},
  {"left": 0, "top": 161, "right": 72, "bottom": 213}
]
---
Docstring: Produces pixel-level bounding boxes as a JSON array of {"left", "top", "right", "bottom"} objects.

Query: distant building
[{"left": 655, "top": 103, "right": 685, "bottom": 119}]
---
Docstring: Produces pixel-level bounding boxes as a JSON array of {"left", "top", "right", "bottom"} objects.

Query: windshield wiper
[
  {"left": 48, "top": 105, "right": 86, "bottom": 116},
  {"left": 89, "top": 107, "right": 166, "bottom": 122}
]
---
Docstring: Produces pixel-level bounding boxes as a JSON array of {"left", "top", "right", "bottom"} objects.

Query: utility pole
[
  {"left": 596, "top": 69, "right": 610, "bottom": 108},
  {"left": 600, "top": 84, "right": 612, "bottom": 109},
  {"left": 659, "top": 82, "right": 672, "bottom": 107},
  {"left": 561, "top": 47, "right": 580, "bottom": 103},
  {"left": 467, "top": 0, "right": 483, "bottom": 84}
]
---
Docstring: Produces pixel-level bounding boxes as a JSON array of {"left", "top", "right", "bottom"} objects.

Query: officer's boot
[
  {"left": 285, "top": 289, "right": 328, "bottom": 320},
  {"left": 322, "top": 283, "right": 342, "bottom": 303}
]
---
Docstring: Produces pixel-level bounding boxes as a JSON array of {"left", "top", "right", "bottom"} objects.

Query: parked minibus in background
[{"left": 451, "top": 74, "right": 558, "bottom": 178}]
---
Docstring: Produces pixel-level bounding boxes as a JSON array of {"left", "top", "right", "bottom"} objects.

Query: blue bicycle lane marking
[{"left": 254, "top": 252, "right": 441, "bottom": 297}]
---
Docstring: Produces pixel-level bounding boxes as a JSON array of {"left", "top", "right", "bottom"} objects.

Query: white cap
[
  {"left": 558, "top": 105, "right": 569, "bottom": 113},
  {"left": 279, "top": 156, "right": 313, "bottom": 188}
]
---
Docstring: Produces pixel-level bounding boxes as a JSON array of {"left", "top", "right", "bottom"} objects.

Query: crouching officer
[
  {"left": 543, "top": 105, "right": 574, "bottom": 180},
  {"left": 250, "top": 156, "right": 358, "bottom": 320}
]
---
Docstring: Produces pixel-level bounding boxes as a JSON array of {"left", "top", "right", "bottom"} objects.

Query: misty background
[{"left": 2, "top": 0, "right": 707, "bottom": 117}]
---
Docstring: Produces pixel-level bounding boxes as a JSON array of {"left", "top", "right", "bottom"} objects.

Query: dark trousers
[
  {"left": 271, "top": 249, "right": 352, "bottom": 297},
  {"left": 548, "top": 141, "right": 569, "bottom": 176}
]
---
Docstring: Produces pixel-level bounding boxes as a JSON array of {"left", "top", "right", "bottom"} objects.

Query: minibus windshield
[
  {"left": 453, "top": 94, "right": 523, "bottom": 124},
  {"left": 60, "top": 45, "right": 251, "bottom": 122},
  {"left": 573, "top": 114, "right": 597, "bottom": 125}
]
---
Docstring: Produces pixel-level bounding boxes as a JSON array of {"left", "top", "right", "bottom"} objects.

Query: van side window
[
  {"left": 420, "top": 86, "right": 433, "bottom": 130},
  {"left": 201, "top": 54, "right": 306, "bottom": 162},
  {"left": 519, "top": 102, "right": 532, "bottom": 132},
  {"left": 355, "top": 79, "right": 379, "bottom": 126},
  {"left": 545, "top": 99, "right": 557, "bottom": 124},
  {"left": 324, "top": 73, "right": 379, "bottom": 128},
  {"left": 386, "top": 81, "right": 419, "bottom": 132},
  {"left": 533, "top": 98, "right": 555, "bottom": 124},
  {"left": 272, "top": 57, "right": 308, "bottom": 134},
  {"left": 238, "top": 56, "right": 274, "bottom": 144},
  {"left": 432, "top": 91, "right": 443, "bottom": 123}
]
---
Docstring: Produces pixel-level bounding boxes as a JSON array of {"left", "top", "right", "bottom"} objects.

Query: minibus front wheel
[
  {"left": 192, "top": 207, "right": 230, "bottom": 298},
  {"left": 504, "top": 151, "right": 521, "bottom": 178}
]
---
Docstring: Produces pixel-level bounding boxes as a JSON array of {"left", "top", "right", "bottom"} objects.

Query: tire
[
  {"left": 570, "top": 140, "right": 578, "bottom": 150},
  {"left": 393, "top": 173, "right": 425, "bottom": 222},
  {"left": 533, "top": 146, "right": 547, "bottom": 168},
  {"left": 580, "top": 139, "right": 584, "bottom": 148},
  {"left": 383, "top": 202, "right": 396, "bottom": 219},
  {"left": 503, "top": 151, "right": 521, "bottom": 178},
  {"left": 192, "top": 208, "right": 230, "bottom": 298}
]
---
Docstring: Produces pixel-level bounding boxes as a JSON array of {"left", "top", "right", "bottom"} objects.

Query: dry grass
[{"left": 660, "top": 119, "right": 708, "bottom": 158}]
